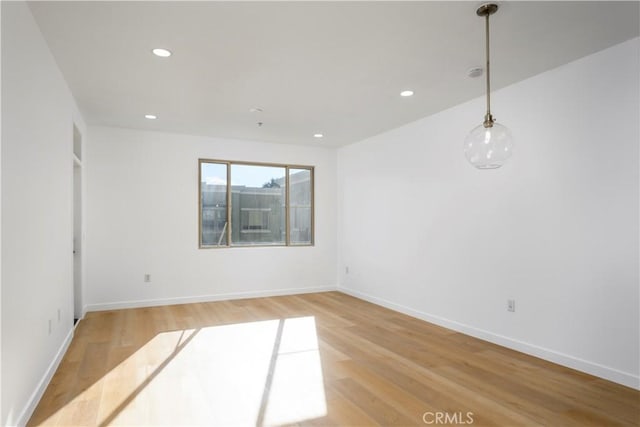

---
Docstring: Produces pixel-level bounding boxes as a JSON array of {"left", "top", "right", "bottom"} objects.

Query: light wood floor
[{"left": 29, "top": 292, "right": 639, "bottom": 426}]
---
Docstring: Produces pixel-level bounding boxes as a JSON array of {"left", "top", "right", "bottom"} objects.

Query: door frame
[{"left": 72, "top": 123, "right": 84, "bottom": 322}]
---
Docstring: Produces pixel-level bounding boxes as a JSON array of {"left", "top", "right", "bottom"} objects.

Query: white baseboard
[
  {"left": 338, "top": 286, "right": 639, "bottom": 390},
  {"left": 84, "top": 285, "right": 338, "bottom": 312},
  {"left": 16, "top": 328, "right": 74, "bottom": 427}
]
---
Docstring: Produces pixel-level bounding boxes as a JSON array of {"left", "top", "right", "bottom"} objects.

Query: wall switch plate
[
  {"left": 144, "top": 274, "right": 151, "bottom": 283},
  {"left": 507, "top": 299, "right": 516, "bottom": 312}
]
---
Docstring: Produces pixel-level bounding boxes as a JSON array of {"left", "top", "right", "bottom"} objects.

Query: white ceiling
[{"left": 29, "top": 1, "right": 639, "bottom": 147}]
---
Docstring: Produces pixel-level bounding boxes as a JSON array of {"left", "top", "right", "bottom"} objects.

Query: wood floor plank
[
  {"left": 28, "top": 291, "right": 640, "bottom": 426},
  {"left": 309, "top": 395, "right": 379, "bottom": 427},
  {"left": 330, "top": 378, "right": 416, "bottom": 426}
]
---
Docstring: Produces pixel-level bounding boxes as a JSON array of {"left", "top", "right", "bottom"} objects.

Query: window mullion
[
  {"left": 285, "top": 166, "right": 290, "bottom": 246},
  {"left": 226, "top": 162, "right": 231, "bottom": 246}
]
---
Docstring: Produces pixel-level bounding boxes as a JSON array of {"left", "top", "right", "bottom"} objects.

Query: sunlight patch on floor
[
  {"left": 84, "top": 316, "right": 328, "bottom": 426},
  {"left": 262, "top": 317, "right": 327, "bottom": 426}
]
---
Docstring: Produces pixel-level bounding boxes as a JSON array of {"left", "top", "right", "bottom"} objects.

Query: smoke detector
[{"left": 467, "top": 67, "right": 483, "bottom": 78}]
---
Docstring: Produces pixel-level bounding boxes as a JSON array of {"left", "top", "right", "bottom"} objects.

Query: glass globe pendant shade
[{"left": 464, "top": 122, "right": 513, "bottom": 169}]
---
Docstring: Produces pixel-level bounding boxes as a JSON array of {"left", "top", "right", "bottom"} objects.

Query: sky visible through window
[{"left": 202, "top": 163, "right": 285, "bottom": 188}]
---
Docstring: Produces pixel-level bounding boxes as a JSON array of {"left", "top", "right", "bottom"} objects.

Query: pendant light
[{"left": 464, "top": 3, "right": 514, "bottom": 169}]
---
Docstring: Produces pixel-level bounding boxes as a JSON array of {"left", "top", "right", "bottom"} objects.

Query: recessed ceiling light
[
  {"left": 145, "top": 114, "right": 157, "bottom": 120},
  {"left": 313, "top": 133, "right": 324, "bottom": 138},
  {"left": 400, "top": 90, "right": 414, "bottom": 97},
  {"left": 249, "top": 107, "right": 263, "bottom": 113},
  {"left": 152, "top": 48, "right": 172, "bottom": 58}
]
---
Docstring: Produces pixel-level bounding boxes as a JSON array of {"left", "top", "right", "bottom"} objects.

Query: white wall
[
  {"left": 0, "top": 2, "right": 3, "bottom": 420},
  {"left": 1, "top": 2, "right": 86, "bottom": 425},
  {"left": 338, "top": 38, "right": 640, "bottom": 389},
  {"left": 85, "top": 126, "right": 337, "bottom": 310}
]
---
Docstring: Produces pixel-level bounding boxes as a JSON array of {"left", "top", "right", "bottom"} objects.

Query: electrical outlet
[
  {"left": 144, "top": 274, "right": 151, "bottom": 283},
  {"left": 507, "top": 299, "right": 516, "bottom": 312}
]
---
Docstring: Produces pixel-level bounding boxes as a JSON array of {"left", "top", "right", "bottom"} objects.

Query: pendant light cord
[
  {"left": 485, "top": 14, "right": 490, "bottom": 117},
  {"left": 484, "top": 13, "right": 493, "bottom": 127}
]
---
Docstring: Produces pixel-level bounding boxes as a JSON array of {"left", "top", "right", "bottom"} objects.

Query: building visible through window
[{"left": 241, "top": 209, "right": 271, "bottom": 232}]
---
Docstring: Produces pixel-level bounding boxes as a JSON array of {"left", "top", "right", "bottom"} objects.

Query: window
[
  {"left": 289, "top": 168, "right": 313, "bottom": 245},
  {"left": 200, "top": 162, "right": 228, "bottom": 246},
  {"left": 199, "top": 160, "right": 314, "bottom": 248}
]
